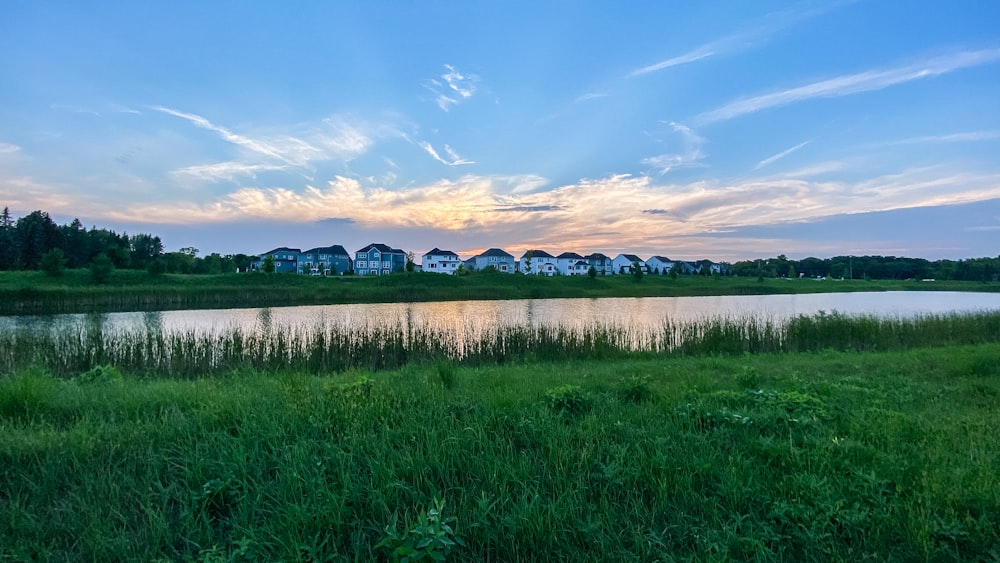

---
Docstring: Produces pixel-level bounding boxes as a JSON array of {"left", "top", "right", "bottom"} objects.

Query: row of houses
[{"left": 253, "top": 243, "right": 728, "bottom": 276}]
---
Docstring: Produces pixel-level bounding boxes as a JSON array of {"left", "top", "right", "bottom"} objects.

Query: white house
[
  {"left": 646, "top": 255, "right": 675, "bottom": 275},
  {"left": 422, "top": 248, "right": 462, "bottom": 274},
  {"left": 469, "top": 248, "right": 516, "bottom": 272},
  {"left": 612, "top": 253, "right": 647, "bottom": 275},
  {"left": 519, "top": 249, "right": 558, "bottom": 275},
  {"left": 585, "top": 253, "right": 613, "bottom": 276},
  {"left": 556, "top": 252, "right": 590, "bottom": 275}
]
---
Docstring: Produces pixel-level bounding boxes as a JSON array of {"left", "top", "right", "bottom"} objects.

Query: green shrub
[
  {"left": 544, "top": 384, "right": 590, "bottom": 415},
  {"left": 377, "top": 497, "right": 465, "bottom": 562}
]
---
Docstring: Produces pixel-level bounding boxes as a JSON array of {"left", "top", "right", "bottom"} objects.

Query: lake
[{"left": 3, "top": 291, "right": 999, "bottom": 337}]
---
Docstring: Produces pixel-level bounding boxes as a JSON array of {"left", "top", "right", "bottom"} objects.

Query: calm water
[{"left": 2, "top": 291, "right": 999, "bottom": 336}]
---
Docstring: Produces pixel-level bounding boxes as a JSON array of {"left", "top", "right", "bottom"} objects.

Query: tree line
[
  {"left": 0, "top": 208, "right": 254, "bottom": 276},
  {"left": 2, "top": 207, "right": 996, "bottom": 281},
  {"left": 731, "top": 254, "right": 999, "bottom": 282}
]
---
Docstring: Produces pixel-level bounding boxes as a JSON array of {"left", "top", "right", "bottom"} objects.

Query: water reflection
[{"left": 1, "top": 291, "right": 999, "bottom": 338}]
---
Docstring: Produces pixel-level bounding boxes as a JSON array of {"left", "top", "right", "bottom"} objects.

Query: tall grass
[
  {"left": 2, "top": 346, "right": 999, "bottom": 560},
  {"left": 2, "top": 311, "right": 999, "bottom": 377}
]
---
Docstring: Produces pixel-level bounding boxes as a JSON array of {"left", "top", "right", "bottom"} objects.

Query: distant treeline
[
  {"left": 0, "top": 208, "right": 254, "bottom": 274},
  {"left": 732, "top": 254, "right": 1000, "bottom": 282},
  {"left": 1, "top": 207, "right": 997, "bottom": 281}
]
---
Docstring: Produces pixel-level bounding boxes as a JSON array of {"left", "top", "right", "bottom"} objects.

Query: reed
[{"left": 2, "top": 311, "right": 998, "bottom": 378}]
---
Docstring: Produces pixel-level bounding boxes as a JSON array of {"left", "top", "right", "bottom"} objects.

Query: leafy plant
[
  {"left": 544, "top": 384, "right": 590, "bottom": 415},
  {"left": 74, "top": 364, "right": 123, "bottom": 384},
  {"left": 377, "top": 497, "right": 465, "bottom": 562},
  {"left": 620, "top": 374, "right": 653, "bottom": 403},
  {"left": 435, "top": 362, "right": 457, "bottom": 390}
]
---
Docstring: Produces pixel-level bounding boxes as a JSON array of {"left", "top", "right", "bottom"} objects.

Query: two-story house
[
  {"left": 585, "top": 253, "right": 613, "bottom": 276},
  {"left": 253, "top": 247, "right": 301, "bottom": 273},
  {"left": 646, "top": 255, "right": 675, "bottom": 275},
  {"left": 556, "top": 252, "right": 590, "bottom": 275},
  {"left": 300, "top": 245, "right": 352, "bottom": 275},
  {"left": 422, "top": 248, "right": 462, "bottom": 274},
  {"left": 519, "top": 249, "right": 558, "bottom": 275},
  {"left": 354, "top": 243, "right": 406, "bottom": 276},
  {"left": 468, "top": 248, "right": 516, "bottom": 273},
  {"left": 612, "top": 253, "right": 647, "bottom": 275}
]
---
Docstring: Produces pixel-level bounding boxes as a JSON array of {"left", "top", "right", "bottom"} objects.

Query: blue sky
[{"left": 2, "top": 1, "right": 999, "bottom": 261}]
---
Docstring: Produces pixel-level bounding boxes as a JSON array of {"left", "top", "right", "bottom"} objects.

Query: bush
[
  {"left": 544, "top": 384, "right": 590, "bottom": 415},
  {"left": 40, "top": 248, "right": 67, "bottom": 277}
]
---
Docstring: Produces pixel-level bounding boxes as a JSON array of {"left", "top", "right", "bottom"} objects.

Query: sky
[{"left": 2, "top": 1, "right": 999, "bottom": 262}]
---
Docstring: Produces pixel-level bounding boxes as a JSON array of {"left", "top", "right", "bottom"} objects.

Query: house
[
  {"left": 556, "top": 252, "right": 590, "bottom": 275},
  {"left": 468, "top": 248, "right": 516, "bottom": 273},
  {"left": 612, "top": 253, "right": 647, "bottom": 275},
  {"left": 300, "top": 245, "right": 352, "bottom": 275},
  {"left": 253, "top": 247, "right": 301, "bottom": 273},
  {"left": 697, "top": 260, "right": 730, "bottom": 275},
  {"left": 675, "top": 261, "right": 701, "bottom": 275},
  {"left": 422, "top": 248, "right": 462, "bottom": 274},
  {"left": 585, "top": 253, "right": 613, "bottom": 276},
  {"left": 519, "top": 249, "right": 558, "bottom": 275},
  {"left": 354, "top": 243, "right": 406, "bottom": 275},
  {"left": 646, "top": 255, "right": 675, "bottom": 275}
]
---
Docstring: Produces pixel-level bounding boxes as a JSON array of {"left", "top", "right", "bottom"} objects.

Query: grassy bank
[
  {"left": 1, "top": 269, "right": 996, "bottom": 314},
  {"left": 3, "top": 311, "right": 1000, "bottom": 378},
  {"left": 2, "top": 345, "right": 999, "bottom": 561}
]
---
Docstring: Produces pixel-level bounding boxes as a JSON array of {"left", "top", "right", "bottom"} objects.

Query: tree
[
  {"left": 40, "top": 248, "right": 67, "bottom": 277},
  {"left": 669, "top": 266, "right": 678, "bottom": 280},
  {"left": 147, "top": 258, "right": 167, "bottom": 276},
  {"left": 90, "top": 252, "right": 115, "bottom": 284},
  {"left": 631, "top": 261, "right": 644, "bottom": 282},
  {"left": 405, "top": 252, "right": 416, "bottom": 272},
  {"left": 522, "top": 251, "right": 533, "bottom": 275},
  {"left": 14, "top": 210, "right": 60, "bottom": 270},
  {"left": 587, "top": 265, "right": 597, "bottom": 279},
  {"left": 262, "top": 255, "right": 275, "bottom": 274},
  {"left": 0, "top": 207, "right": 14, "bottom": 270}
]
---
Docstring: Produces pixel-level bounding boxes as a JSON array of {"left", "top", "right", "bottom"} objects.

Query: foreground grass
[
  {"left": 1, "top": 269, "right": 996, "bottom": 314},
  {"left": 2, "top": 346, "right": 999, "bottom": 561}
]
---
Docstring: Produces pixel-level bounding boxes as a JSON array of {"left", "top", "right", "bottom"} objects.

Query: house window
[
  {"left": 370, "top": 269, "right": 379, "bottom": 275},
  {"left": 357, "top": 261, "right": 367, "bottom": 268},
  {"left": 382, "top": 269, "right": 389, "bottom": 275},
  {"left": 382, "top": 261, "right": 390, "bottom": 268},
  {"left": 429, "top": 263, "right": 437, "bottom": 268},
  {"left": 490, "top": 256, "right": 497, "bottom": 262}
]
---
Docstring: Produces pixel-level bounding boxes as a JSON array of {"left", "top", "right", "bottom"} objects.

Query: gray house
[
  {"left": 585, "top": 253, "right": 613, "bottom": 275},
  {"left": 469, "top": 248, "right": 516, "bottom": 273},
  {"left": 300, "top": 245, "right": 352, "bottom": 275},
  {"left": 253, "top": 247, "right": 301, "bottom": 273},
  {"left": 354, "top": 243, "right": 407, "bottom": 275}
]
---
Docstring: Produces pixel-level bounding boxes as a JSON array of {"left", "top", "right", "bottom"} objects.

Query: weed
[
  {"left": 544, "top": 384, "right": 590, "bottom": 415},
  {"left": 620, "top": 374, "right": 653, "bottom": 403},
  {"left": 435, "top": 362, "right": 457, "bottom": 390},
  {"left": 377, "top": 497, "right": 465, "bottom": 562}
]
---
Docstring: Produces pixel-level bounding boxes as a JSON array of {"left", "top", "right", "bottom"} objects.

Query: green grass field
[
  {"left": 1, "top": 269, "right": 996, "bottom": 315},
  {"left": 2, "top": 345, "right": 999, "bottom": 561}
]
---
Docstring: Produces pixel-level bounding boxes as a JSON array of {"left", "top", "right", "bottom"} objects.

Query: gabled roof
[
  {"left": 557, "top": 252, "right": 584, "bottom": 259},
  {"left": 522, "top": 249, "right": 554, "bottom": 258},
  {"left": 617, "top": 253, "right": 645, "bottom": 262},
  {"left": 356, "top": 243, "right": 404, "bottom": 254},
  {"left": 648, "top": 255, "right": 673, "bottom": 262},
  {"left": 303, "top": 245, "right": 349, "bottom": 256},
  {"left": 585, "top": 253, "right": 610, "bottom": 260},
  {"left": 260, "top": 247, "right": 301, "bottom": 256},
  {"left": 574, "top": 260, "right": 590, "bottom": 266},
  {"left": 478, "top": 248, "right": 514, "bottom": 258},
  {"left": 423, "top": 247, "right": 459, "bottom": 257}
]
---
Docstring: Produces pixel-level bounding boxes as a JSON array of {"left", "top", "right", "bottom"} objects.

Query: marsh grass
[
  {"left": 2, "top": 311, "right": 999, "bottom": 378},
  {"left": 1, "top": 346, "right": 999, "bottom": 560}
]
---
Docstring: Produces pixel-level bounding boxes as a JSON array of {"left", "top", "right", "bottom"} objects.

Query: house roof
[
  {"left": 522, "top": 249, "right": 554, "bottom": 258},
  {"left": 478, "top": 248, "right": 514, "bottom": 258},
  {"left": 260, "top": 247, "right": 301, "bottom": 256},
  {"left": 617, "top": 253, "right": 644, "bottom": 262},
  {"left": 303, "top": 245, "right": 349, "bottom": 256},
  {"left": 574, "top": 260, "right": 590, "bottom": 266},
  {"left": 356, "top": 243, "right": 404, "bottom": 254},
  {"left": 423, "top": 247, "right": 459, "bottom": 257},
  {"left": 648, "top": 255, "right": 673, "bottom": 262},
  {"left": 585, "top": 253, "right": 610, "bottom": 260},
  {"left": 557, "top": 252, "right": 584, "bottom": 259}
]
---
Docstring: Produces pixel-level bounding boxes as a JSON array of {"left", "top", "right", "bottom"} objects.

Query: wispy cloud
[
  {"left": 424, "top": 64, "right": 479, "bottom": 111},
  {"left": 698, "top": 48, "right": 1000, "bottom": 124},
  {"left": 172, "top": 162, "right": 291, "bottom": 182},
  {"left": 418, "top": 141, "right": 475, "bottom": 166},
  {"left": 754, "top": 140, "right": 810, "bottom": 170},
  {"left": 0, "top": 143, "right": 21, "bottom": 154},
  {"left": 627, "top": 3, "right": 847, "bottom": 78},
  {"left": 873, "top": 130, "right": 1000, "bottom": 147},
  {"left": 641, "top": 122, "right": 706, "bottom": 174}
]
